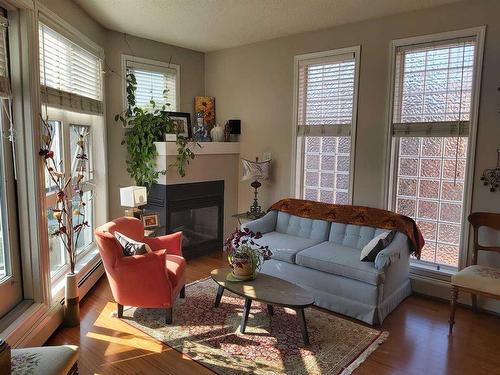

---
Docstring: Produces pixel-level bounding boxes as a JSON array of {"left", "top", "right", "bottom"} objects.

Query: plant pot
[
  {"left": 165, "top": 133, "right": 177, "bottom": 142},
  {"left": 63, "top": 273, "right": 80, "bottom": 327},
  {"left": 231, "top": 257, "right": 256, "bottom": 280}
]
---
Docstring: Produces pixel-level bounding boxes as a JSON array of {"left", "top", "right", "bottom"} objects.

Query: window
[
  {"left": 0, "top": 11, "right": 22, "bottom": 318},
  {"left": 39, "top": 22, "right": 105, "bottom": 281},
  {"left": 293, "top": 48, "right": 359, "bottom": 204},
  {"left": 388, "top": 29, "right": 484, "bottom": 270},
  {"left": 123, "top": 55, "right": 179, "bottom": 111}
]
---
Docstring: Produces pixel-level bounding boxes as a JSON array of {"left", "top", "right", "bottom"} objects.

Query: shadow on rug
[{"left": 120, "top": 278, "right": 388, "bottom": 375}]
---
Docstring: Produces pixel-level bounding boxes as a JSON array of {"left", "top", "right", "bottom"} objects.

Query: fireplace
[{"left": 146, "top": 180, "right": 224, "bottom": 259}]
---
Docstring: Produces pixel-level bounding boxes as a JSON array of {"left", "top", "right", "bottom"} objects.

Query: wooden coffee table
[{"left": 210, "top": 268, "right": 315, "bottom": 345}]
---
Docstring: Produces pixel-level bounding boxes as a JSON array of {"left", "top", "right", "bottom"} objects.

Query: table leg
[
  {"left": 240, "top": 298, "right": 252, "bottom": 333},
  {"left": 297, "top": 308, "right": 310, "bottom": 346},
  {"left": 267, "top": 304, "right": 274, "bottom": 316},
  {"left": 214, "top": 285, "right": 224, "bottom": 307}
]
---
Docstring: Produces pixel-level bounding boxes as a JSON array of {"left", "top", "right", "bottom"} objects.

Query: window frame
[
  {"left": 290, "top": 46, "right": 361, "bottom": 203},
  {"left": 384, "top": 27, "right": 486, "bottom": 275},
  {"left": 121, "top": 54, "right": 180, "bottom": 113}
]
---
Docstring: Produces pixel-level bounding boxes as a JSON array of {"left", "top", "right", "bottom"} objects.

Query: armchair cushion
[
  {"left": 166, "top": 254, "right": 186, "bottom": 288},
  {"left": 114, "top": 231, "right": 152, "bottom": 256},
  {"left": 451, "top": 265, "right": 500, "bottom": 296}
]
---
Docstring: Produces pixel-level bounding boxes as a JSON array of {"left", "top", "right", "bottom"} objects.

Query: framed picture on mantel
[{"left": 166, "top": 111, "right": 192, "bottom": 139}]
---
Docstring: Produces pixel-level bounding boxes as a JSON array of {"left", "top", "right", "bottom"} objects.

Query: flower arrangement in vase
[
  {"left": 39, "top": 115, "right": 91, "bottom": 327},
  {"left": 224, "top": 228, "right": 272, "bottom": 281}
]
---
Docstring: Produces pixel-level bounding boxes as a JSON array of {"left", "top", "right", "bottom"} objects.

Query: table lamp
[
  {"left": 241, "top": 157, "right": 271, "bottom": 218},
  {"left": 120, "top": 186, "right": 147, "bottom": 218}
]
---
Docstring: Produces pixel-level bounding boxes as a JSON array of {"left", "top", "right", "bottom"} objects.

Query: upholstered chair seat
[{"left": 452, "top": 265, "right": 500, "bottom": 296}]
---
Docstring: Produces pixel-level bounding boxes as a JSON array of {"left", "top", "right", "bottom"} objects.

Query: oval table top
[{"left": 211, "top": 268, "right": 314, "bottom": 308}]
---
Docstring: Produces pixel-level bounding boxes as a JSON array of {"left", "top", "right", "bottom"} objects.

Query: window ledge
[
  {"left": 51, "top": 246, "right": 101, "bottom": 301},
  {"left": 410, "top": 262, "right": 456, "bottom": 283}
]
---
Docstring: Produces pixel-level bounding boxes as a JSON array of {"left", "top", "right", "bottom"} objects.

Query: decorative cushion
[
  {"left": 12, "top": 345, "right": 78, "bottom": 375},
  {"left": 295, "top": 242, "right": 385, "bottom": 285},
  {"left": 451, "top": 265, "right": 500, "bottom": 296},
  {"left": 114, "top": 231, "right": 152, "bottom": 256},
  {"left": 360, "top": 230, "right": 397, "bottom": 262}
]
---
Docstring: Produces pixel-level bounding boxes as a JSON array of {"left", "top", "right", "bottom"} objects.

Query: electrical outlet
[{"left": 263, "top": 152, "right": 272, "bottom": 161}]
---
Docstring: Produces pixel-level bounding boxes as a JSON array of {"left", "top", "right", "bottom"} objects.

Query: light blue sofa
[{"left": 242, "top": 209, "right": 412, "bottom": 325}]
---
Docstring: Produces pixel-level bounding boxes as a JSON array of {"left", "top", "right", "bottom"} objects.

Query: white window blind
[
  {"left": 0, "top": 15, "right": 10, "bottom": 98},
  {"left": 39, "top": 23, "right": 103, "bottom": 114},
  {"left": 126, "top": 60, "right": 178, "bottom": 111},
  {"left": 297, "top": 53, "right": 355, "bottom": 137},
  {"left": 392, "top": 37, "right": 475, "bottom": 137},
  {"left": 295, "top": 50, "right": 358, "bottom": 205}
]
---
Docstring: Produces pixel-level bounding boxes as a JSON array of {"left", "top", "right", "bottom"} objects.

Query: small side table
[
  {"left": 232, "top": 212, "right": 266, "bottom": 227},
  {"left": 144, "top": 225, "right": 165, "bottom": 238}
]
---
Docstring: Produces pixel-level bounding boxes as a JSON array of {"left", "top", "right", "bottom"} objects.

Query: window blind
[
  {"left": 126, "top": 61, "right": 178, "bottom": 111},
  {"left": 39, "top": 23, "right": 103, "bottom": 114},
  {"left": 297, "top": 53, "right": 355, "bottom": 137},
  {"left": 0, "top": 15, "right": 10, "bottom": 98},
  {"left": 392, "top": 37, "right": 476, "bottom": 137}
]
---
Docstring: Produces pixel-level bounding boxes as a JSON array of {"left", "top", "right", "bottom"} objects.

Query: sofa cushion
[
  {"left": 276, "top": 212, "right": 330, "bottom": 241},
  {"left": 295, "top": 242, "right": 385, "bottom": 285},
  {"left": 329, "top": 223, "right": 388, "bottom": 249},
  {"left": 255, "top": 231, "right": 324, "bottom": 263}
]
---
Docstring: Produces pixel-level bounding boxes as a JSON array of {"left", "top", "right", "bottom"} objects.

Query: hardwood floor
[{"left": 47, "top": 251, "right": 500, "bottom": 374}]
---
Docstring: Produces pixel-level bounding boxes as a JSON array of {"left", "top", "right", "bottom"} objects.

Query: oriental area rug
[{"left": 120, "top": 278, "right": 388, "bottom": 375}]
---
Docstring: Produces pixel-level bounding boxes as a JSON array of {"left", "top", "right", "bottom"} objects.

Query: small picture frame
[
  {"left": 142, "top": 213, "right": 159, "bottom": 229},
  {"left": 167, "top": 112, "right": 192, "bottom": 139}
]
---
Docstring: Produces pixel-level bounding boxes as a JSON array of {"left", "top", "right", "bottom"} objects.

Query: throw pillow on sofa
[
  {"left": 360, "top": 230, "right": 397, "bottom": 262},
  {"left": 114, "top": 231, "right": 152, "bottom": 256}
]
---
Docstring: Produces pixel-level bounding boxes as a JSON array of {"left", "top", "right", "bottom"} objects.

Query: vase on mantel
[
  {"left": 210, "top": 123, "right": 225, "bottom": 142},
  {"left": 63, "top": 273, "right": 80, "bottom": 327}
]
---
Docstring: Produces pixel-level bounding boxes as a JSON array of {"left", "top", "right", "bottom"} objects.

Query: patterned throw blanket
[{"left": 268, "top": 198, "right": 424, "bottom": 259}]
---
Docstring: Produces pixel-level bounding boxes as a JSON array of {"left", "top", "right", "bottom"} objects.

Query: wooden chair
[{"left": 449, "top": 212, "right": 500, "bottom": 334}]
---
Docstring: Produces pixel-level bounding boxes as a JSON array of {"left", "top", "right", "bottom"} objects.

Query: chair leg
[
  {"left": 449, "top": 286, "right": 458, "bottom": 334},
  {"left": 165, "top": 307, "right": 173, "bottom": 324},
  {"left": 180, "top": 285, "right": 186, "bottom": 299},
  {"left": 471, "top": 294, "right": 478, "bottom": 313},
  {"left": 117, "top": 303, "right": 123, "bottom": 318}
]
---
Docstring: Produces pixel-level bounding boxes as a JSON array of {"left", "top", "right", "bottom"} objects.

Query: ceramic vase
[
  {"left": 63, "top": 273, "right": 80, "bottom": 327},
  {"left": 231, "top": 257, "right": 256, "bottom": 280},
  {"left": 210, "top": 123, "right": 225, "bottom": 142}
]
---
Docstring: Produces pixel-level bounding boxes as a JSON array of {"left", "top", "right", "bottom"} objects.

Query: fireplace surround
[{"left": 146, "top": 180, "right": 224, "bottom": 258}]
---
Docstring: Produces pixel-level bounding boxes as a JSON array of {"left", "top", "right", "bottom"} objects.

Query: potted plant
[
  {"left": 224, "top": 228, "right": 272, "bottom": 280},
  {"left": 115, "top": 72, "right": 195, "bottom": 187},
  {"left": 39, "top": 116, "right": 91, "bottom": 327}
]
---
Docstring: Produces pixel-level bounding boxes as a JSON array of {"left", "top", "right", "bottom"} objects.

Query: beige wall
[
  {"left": 104, "top": 32, "right": 205, "bottom": 218},
  {"left": 205, "top": 0, "right": 500, "bottom": 218}
]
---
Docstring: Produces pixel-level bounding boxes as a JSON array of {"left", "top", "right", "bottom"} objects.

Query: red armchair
[{"left": 95, "top": 217, "right": 186, "bottom": 324}]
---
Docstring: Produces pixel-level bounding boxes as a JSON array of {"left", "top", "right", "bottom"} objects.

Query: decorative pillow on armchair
[
  {"left": 360, "top": 230, "right": 397, "bottom": 262},
  {"left": 114, "top": 231, "right": 152, "bottom": 256}
]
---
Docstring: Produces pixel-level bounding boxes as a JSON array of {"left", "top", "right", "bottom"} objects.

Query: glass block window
[
  {"left": 390, "top": 33, "right": 481, "bottom": 270},
  {"left": 395, "top": 137, "right": 468, "bottom": 267},
  {"left": 303, "top": 136, "right": 350, "bottom": 204},
  {"left": 295, "top": 48, "right": 358, "bottom": 204}
]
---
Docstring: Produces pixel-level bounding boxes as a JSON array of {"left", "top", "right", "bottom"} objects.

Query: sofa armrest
[
  {"left": 241, "top": 210, "right": 278, "bottom": 234},
  {"left": 374, "top": 232, "right": 410, "bottom": 270}
]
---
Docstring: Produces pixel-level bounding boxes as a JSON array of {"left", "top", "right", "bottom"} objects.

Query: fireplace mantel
[{"left": 155, "top": 141, "right": 240, "bottom": 156}]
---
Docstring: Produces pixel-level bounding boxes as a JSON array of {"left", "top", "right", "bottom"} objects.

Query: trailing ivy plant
[{"left": 115, "top": 72, "right": 195, "bottom": 189}]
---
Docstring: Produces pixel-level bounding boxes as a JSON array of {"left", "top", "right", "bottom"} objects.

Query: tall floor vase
[{"left": 64, "top": 273, "right": 80, "bottom": 327}]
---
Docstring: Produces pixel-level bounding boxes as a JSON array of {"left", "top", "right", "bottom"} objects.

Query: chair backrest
[
  {"left": 94, "top": 217, "right": 144, "bottom": 272},
  {"left": 468, "top": 212, "right": 500, "bottom": 265}
]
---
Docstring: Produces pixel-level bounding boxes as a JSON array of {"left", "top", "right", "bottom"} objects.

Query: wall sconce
[{"left": 481, "top": 148, "right": 500, "bottom": 192}]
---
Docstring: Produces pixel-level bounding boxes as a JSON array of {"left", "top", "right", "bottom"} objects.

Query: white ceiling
[{"left": 74, "top": 0, "right": 462, "bottom": 52}]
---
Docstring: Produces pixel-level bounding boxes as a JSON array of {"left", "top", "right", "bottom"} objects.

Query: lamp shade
[
  {"left": 241, "top": 158, "right": 271, "bottom": 182},
  {"left": 120, "top": 186, "right": 147, "bottom": 207}
]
